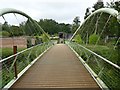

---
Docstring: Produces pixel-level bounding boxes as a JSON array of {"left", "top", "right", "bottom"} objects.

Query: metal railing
[
  {"left": 66, "top": 41, "right": 120, "bottom": 90},
  {"left": 0, "top": 42, "right": 53, "bottom": 88}
]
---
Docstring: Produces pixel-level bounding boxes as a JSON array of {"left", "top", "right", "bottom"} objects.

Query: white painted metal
[
  {"left": 69, "top": 42, "right": 120, "bottom": 70},
  {"left": 3, "top": 45, "right": 53, "bottom": 89},
  {"left": 0, "top": 8, "right": 50, "bottom": 39},
  {"left": 67, "top": 43, "right": 109, "bottom": 90},
  {"left": 70, "top": 8, "right": 120, "bottom": 40}
]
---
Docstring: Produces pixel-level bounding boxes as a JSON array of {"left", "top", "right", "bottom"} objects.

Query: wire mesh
[
  {"left": 0, "top": 42, "right": 53, "bottom": 88},
  {"left": 0, "top": 9, "right": 52, "bottom": 88},
  {"left": 67, "top": 41, "right": 120, "bottom": 89}
]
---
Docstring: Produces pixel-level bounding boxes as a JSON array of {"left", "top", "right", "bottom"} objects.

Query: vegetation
[
  {"left": 71, "top": 16, "right": 80, "bottom": 33},
  {"left": 1, "top": 0, "right": 120, "bottom": 89},
  {"left": 0, "top": 31, "right": 10, "bottom": 37},
  {"left": 68, "top": 41, "right": 120, "bottom": 90},
  {"left": 1, "top": 42, "right": 52, "bottom": 88},
  {"left": 39, "top": 19, "right": 71, "bottom": 35},
  {"left": 0, "top": 48, "right": 26, "bottom": 59},
  {"left": 74, "top": 34, "right": 83, "bottom": 44},
  {"left": 89, "top": 34, "right": 99, "bottom": 44}
]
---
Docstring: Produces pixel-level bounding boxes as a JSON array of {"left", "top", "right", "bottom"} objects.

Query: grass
[
  {"left": 0, "top": 47, "right": 26, "bottom": 59},
  {"left": 68, "top": 42, "right": 120, "bottom": 90},
  {"left": 1, "top": 42, "right": 52, "bottom": 88},
  {"left": 83, "top": 44, "right": 118, "bottom": 65}
]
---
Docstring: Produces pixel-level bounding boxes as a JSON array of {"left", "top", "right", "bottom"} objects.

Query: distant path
[{"left": 11, "top": 44, "right": 100, "bottom": 89}]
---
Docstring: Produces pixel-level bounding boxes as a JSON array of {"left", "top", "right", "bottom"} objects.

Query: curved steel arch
[
  {"left": 70, "top": 8, "right": 120, "bottom": 41},
  {"left": 0, "top": 8, "right": 50, "bottom": 39}
]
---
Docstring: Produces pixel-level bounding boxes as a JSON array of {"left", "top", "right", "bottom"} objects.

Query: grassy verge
[
  {"left": 83, "top": 44, "right": 118, "bottom": 64},
  {"left": 0, "top": 48, "right": 26, "bottom": 59}
]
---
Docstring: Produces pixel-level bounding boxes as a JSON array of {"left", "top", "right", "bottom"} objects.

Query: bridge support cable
[
  {"left": 0, "top": 8, "right": 54, "bottom": 88},
  {"left": 70, "top": 8, "right": 119, "bottom": 41},
  {"left": 67, "top": 8, "right": 120, "bottom": 90},
  {"left": 0, "top": 8, "right": 50, "bottom": 40},
  {"left": 93, "top": 15, "right": 112, "bottom": 49},
  {"left": 66, "top": 41, "right": 120, "bottom": 90}
]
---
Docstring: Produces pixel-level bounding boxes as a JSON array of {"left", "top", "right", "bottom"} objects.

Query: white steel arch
[
  {"left": 0, "top": 8, "right": 50, "bottom": 39},
  {"left": 70, "top": 8, "right": 120, "bottom": 41}
]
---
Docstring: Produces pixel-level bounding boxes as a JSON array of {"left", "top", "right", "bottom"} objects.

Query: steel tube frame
[
  {"left": 70, "top": 8, "right": 120, "bottom": 40},
  {"left": 0, "top": 8, "right": 50, "bottom": 39}
]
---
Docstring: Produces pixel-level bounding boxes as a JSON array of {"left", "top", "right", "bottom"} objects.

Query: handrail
[
  {"left": 67, "top": 41, "right": 120, "bottom": 89},
  {"left": 1, "top": 41, "right": 53, "bottom": 88},
  {"left": 0, "top": 42, "right": 51, "bottom": 63},
  {"left": 68, "top": 41, "right": 120, "bottom": 70}
]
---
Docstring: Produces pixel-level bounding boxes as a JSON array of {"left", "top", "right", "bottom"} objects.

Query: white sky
[{"left": 0, "top": 0, "right": 112, "bottom": 24}]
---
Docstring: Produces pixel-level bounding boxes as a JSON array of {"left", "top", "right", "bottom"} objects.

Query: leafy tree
[
  {"left": 89, "top": 33, "right": 99, "bottom": 44},
  {"left": 27, "top": 37, "right": 32, "bottom": 48},
  {"left": 0, "top": 23, "right": 2, "bottom": 31},
  {"left": 84, "top": 7, "right": 91, "bottom": 19},
  {"left": 92, "top": 0, "right": 104, "bottom": 11},
  {"left": 2, "top": 22, "right": 11, "bottom": 35},
  {"left": 71, "top": 16, "right": 81, "bottom": 33},
  {"left": 38, "top": 19, "right": 71, "bottom": 35},
  {"left": 106, "top": 0, "right": 120, "bottom": 12},
  {"left": 74, "top": 34, "right": 83, "bottom": 44},
  {"left": 41, "top": 33, "right": 49, "bottom": 42},
  {"left": 24, "top": 19, "right": 40, "bottom": 36},
  {"left": 10, "top": 25, "right": 23, "bottom": 36},
  {"left": 39, "top": 19, "right": 59, "bottom": 34},
  {"left": 35, "top": 36, "right": 42, "bottom": 45},
  {"left": 0, "top": 31, "right": 10, "bottom": 37}
]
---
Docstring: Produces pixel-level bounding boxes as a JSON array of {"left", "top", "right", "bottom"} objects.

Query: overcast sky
[{"left": 0, "top": 0, "right": 111, "bottom": 24}]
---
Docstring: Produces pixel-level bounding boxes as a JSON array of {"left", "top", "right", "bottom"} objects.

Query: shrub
[
  {"left": 89, "top": 34, "right": 99, "bottom": 44},
  {"left": 35, "top": 36, "right": 42, "bottom": 45},
  {"left": 74, "top": 34, "right": 83, "bottom": 44},
  {"left": 0, "top": 31, "right": 10, "bottom": 37},
  {"left": 27, "top": 37, "right": 32, "bottom": 48},
  {"left": 41, "top": 34, "right": 49, "bottom": 42}
]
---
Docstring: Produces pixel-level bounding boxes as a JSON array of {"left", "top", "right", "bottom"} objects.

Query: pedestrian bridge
[{"left": 0, "top": 8, "right": 120, "bottom": 90}]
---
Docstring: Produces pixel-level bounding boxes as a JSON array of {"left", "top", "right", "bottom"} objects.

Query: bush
[
  {"left": 27, "top": 37, "right": 32, "bottom": 48},
  {"left": 74, "top": 34, "right": 83, "bottom": 44},
  {"left": 0, "top": 31, "right": 10, "bottom": 37},
  {"left": 89, "top": 34, "right": 99, "bottom": 44},
  {"left": 35, "top": 36, "right": 42, "bottom": 45},
  {"left": 41, "top": 34, "right": 49, "bottom": 42}
]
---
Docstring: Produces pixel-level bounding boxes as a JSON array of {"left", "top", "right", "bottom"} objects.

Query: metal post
[{"left": 13, "top": 46, "right": 17, "bottom": 78}]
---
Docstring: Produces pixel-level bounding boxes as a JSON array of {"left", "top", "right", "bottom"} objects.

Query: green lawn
[
  {"left": 83, "top": 44, "right": 118, "bottom": 64},
  {"left": 0, "top": 48, "right": 26, "bottom": 59}
]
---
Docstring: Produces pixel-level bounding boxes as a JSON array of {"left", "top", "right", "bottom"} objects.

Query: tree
[
  {"left": 92, "top": 0, "right": 104, "bottom": 11},
  {"left": 10, "top": 25, "right": 23, "bottom": 36},
  {"left": 73, "top": 16, "right": 81, "bottom": 25},
  {"left": 89, "top": 33, "right": 99, "bottom": 44},
  {"left": 106, "top": 0, "right": 120, "bottom": 12},
  {"left": 74, "top": 34, "right": 83, "bottom": 44},
  {"left": 0, "top": 31, "right": 10, "bottom": 37},
  {"left": 71, "top": 16, "right": 81, "bottom": 33},
  {"left": 84, "top": 7, "right": 91, "bottom": 19},
  {"left": 2, "top": 22, "right": 11, "bottom": 34},
  {"left": 38, "top": 19, "right": 71, "bottom": 35},
  {"left": 0, "top": 23, "right": 2, "bottom": 31}
]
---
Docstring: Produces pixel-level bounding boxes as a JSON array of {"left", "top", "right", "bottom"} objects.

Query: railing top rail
[
  {"left": 0, "top": 42, "right": 50, "bottom": 63},
  {"left": 69, "top": 41, "right": 120, "bottom": 70}
]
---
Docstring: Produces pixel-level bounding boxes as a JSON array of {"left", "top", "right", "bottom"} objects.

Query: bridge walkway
[{"left": 11, "top": 44, "right": 100, "bottom": 89}]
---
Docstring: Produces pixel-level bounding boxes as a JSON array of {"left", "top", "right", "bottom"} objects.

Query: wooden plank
[{"left": 10, "top": 44, "right": 101, "bottom": 89}]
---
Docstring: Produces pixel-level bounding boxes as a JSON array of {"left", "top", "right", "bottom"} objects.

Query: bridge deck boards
[{"left": 11, "top": 44, "right": 100, "bottom": 89}]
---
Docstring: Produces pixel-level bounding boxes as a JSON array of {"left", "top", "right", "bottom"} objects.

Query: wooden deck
[{"left": 11, "top": 44, "right": 100, "bottom": 89}]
